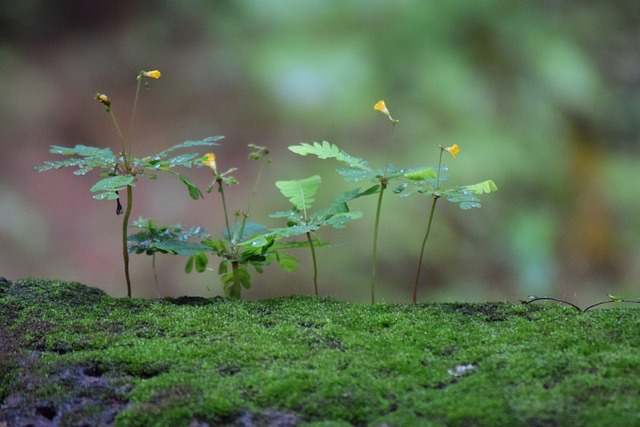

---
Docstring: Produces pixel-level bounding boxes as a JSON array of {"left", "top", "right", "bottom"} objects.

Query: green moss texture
[{"left": 1, "top": 279, "right": 638, "bottom": 426}]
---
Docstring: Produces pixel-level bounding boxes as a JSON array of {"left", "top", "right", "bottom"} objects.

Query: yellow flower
[
  {"left": 142, "top": 70, "right": 161, "bottom": 79},
  {"left": 374, "top": 100, "right": 398, "bottom": 124},
  {"left": 374, "top": 100, "right": 389, "bottom": 115},
  {"left": 204, "top": 153, "right": 217, "bottom": 173},
  {"left": 95, "top": 93, "right": 111, "bottom": 106},
  {"left": 443, "top": 144, "right": 460, "bottom": 158}
]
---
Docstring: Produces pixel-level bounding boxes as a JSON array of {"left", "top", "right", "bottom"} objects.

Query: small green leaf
[
  {"left": 444, "top": 188, "right": 482, "bottom": 209},
  {"left": 195, "top": 252, "right": 208, "bottom": 272},
  {"left": 218, "top": 261, "right": 228, "bottom": 275},
  {"left": 289, "top": 141, "right": 370, "bottom": 170},
  {"left": 404, "top": 168, "right": 437, "bottom": 181},
  {"left": 35, "top": 145, "right": 116, "bottom": 175},
  {"left": 393, "top": 183, "right": 408, "bottom": 194},
  {"left": 336, "top": 168, "right": 377, "bottom": 182},
  {"left": 166, "top": 153, "right": 199, "bottom": 168},
  {"left": 92, "top": 192, "right": 119, "bottom": 200},
  {"left": 276, "top": 253, "right": 299, "bottom": 272},
  {"left": 179, "top": 175, "right": 204, "bottom": 199},
  {"left": 464, "top": 180, "right": 498, "bottom": 195},
  {"left": 185, "top": 256, "right": 194, "bottom": 273},
  {"left": 155, "top": 136, "right": 223, "bottom": 158},
  {"left": 275, "top": 175, "right": 321, "bottom": 211},
  {"left": 225, "top": 221, "right": 267, "bottom": 243},
  {"left": 90, "top": 176, "right": 135, "bottom": 199},
  {"left": 288, "top": 141, "right": 340, "bottom": 159},
  {"left": 238, "top": 265, "right": 251, "bottom": 289}
]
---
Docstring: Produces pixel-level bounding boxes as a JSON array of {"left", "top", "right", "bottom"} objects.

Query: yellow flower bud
[
  {"left": 204, "top": 153, "right": 217, "bottom": 173},
  {"left": 142, "top": 70, "right": 161, "bottom": 79},
  {"left": 95, "top": 93, "right": 111, "bottom": 106}
]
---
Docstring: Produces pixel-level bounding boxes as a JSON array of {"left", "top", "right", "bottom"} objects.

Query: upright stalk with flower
[
  {"left": 370, "top": 100, "right": 399, "bottom": 303},
  {"left": 399, "top": 143, "right": 497, "bottom": 302},
  {"left": 191, "top": 146, "right": 276, "bottom": 298},
  {"left": 412, "top": 144, "right": 458, "bottom": 303},
  {"left": 35, "top": 69, "right": 219, "bottom": 297},
  {"left": 288, "top": 101, "right": 411, "bottom": 303},
  {"left": 289, "top": 99, "right": 497, "bottom": 303}
]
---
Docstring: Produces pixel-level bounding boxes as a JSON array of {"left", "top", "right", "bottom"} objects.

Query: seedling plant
[
  {"left": 188, "top": 145, "right": 286, "bottom": 299},
  {"left": 34, "top": 69, "right": 220, "bottom": 297},
  {"left": 36, "top": 77, "right": 498, "bottom": 303},
  {"left": 131, "top": 148, "right": 369, "bottom": 298},
  {"left": 127, "top": 218, "right": 209, "bottom": 296},
  {"left": 288, "top": 100, "right": 497, "bottom": 303},
  {"left": 266, "top": 175, "right": 374, "bottom": 296}
]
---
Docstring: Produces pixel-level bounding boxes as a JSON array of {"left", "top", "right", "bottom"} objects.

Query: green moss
[{"left": 1, "top": 279, "right": 639, "bottom": 426}]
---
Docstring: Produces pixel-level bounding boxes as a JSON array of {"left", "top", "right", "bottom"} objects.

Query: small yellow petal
[
  {"left": 204, "top": 153, "right": 217, "bottom": 172},
  {"left": 143, "top": 70, "right": 161, "bottom": 79},
  {"left": 374, "top": 100, "right": 389, "bottom": 115},
  {"left": 444, "top": 144, "right": 460, "bottom": 158}
]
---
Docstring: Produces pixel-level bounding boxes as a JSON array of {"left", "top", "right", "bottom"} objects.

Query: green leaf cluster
[
  {"left": 239, "top": 178, "right": 373, "bottom": 246},
  {"left": 289, "top": 141, "right": 397, "bottom": 182},
  {"left": 128, "top": 218, "right": 210, "bottom": 256},
  {"left": 184, "top": 232, "right": 298, "bottom": 293},
  {"left": 34, "top": 145, "right": 117, "bottom": 176},
  {"left": 35, "top": 136, "right": 222, "bottom": 200},
  {"left": 289, "top": 141, "right": 417, "bottom": 190},
  {"left": 289, "top": 141, "right": 498, "bottom": 211}
]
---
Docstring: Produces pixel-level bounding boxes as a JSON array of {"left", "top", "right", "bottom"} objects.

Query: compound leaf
[
  {"left": 275, "top": 175, "right": 321, "bottom": 211},
  {"left": 155, "top": 136, "right": 223, "bottom": 158},
  {"left": 288, "top": 141, "right": 340, "bottom": 159}
]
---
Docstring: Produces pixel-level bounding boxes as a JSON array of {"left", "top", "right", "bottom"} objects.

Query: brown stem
[
  {"left": 122, "top": 185, "right": 133, "bottom": 297},
  {"left": 306, "top": 232, "right": 319, "bottom": 297},
  {"left": 228, "top": 260, "right": 241, "bottom": 299}
]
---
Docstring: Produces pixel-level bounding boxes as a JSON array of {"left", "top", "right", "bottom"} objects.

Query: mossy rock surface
[{"left": 1, "top": 279, "right": 638, "bottom": 426}]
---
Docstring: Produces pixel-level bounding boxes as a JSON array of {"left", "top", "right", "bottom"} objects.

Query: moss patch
[{"left": 1, "top": 279, "right": 639, "bottom": 426}]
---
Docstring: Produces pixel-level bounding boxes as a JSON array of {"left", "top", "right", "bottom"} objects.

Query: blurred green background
[{"left": 1, "top": 1, "right": 639, "bottom": 303}]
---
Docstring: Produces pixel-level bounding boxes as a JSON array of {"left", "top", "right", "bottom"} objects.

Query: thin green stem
[
  {"left": 216, "top": 178, "right": 242, "bottom": 299},
  {"left": 228, "top": 261, "right": 241, "bottom": 299},
  {"left": 217, "top": 179, "right": 232, "bottom": 249},
  {"left": 122, "top": 185, "right": 133, "bottom": 297},
  {"left": 237, "top": 154, "right": 267, "bottom": 245},
  {"left": 435, "top": 147, "right": 445, "bottom": 185},
  {"left": 107, "top": 110, "right": 128, "bottom": 169},
  {"left": 128, "top": 76, "right": 143, "bottom": 157},
  {"left": 371, "top": 180, "right": 387, "bottom": 304},
  {"left": 412, "top": 148, "right": 446, "bottom": 303},
  {"left": 381, "top": 122, "right": 397, "bottom": 179},
  {"left": 152, "top": 253, "right": 159, "bottom": 298},
  {"left": 413, "top": 196, "right": 439, "bottom": 303},
  {"left": 306, "top": 232, "right": 319, "bottom": 297}
]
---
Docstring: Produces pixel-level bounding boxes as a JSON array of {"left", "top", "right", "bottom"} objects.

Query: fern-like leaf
[
  {"left": 289, "top": 141, "right": 370, "bottom": 170},
  {"left": 275, "top": 175, "right": 322, "bottom": 211},
  {"left": 154, "top": 136, "right": 223, "bottom": 158}
]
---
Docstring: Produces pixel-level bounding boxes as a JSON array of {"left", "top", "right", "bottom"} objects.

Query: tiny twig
[
  {"left": 522, "top": 296, "right": 640, "bottom": 313},
  {"left": 522, "top": 296, "right": 582, "bottom": 312}
]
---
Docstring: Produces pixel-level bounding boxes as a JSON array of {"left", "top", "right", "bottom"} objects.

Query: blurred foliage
[{"left": 1, "top": 0, "right": 640, "bottom": 301}]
